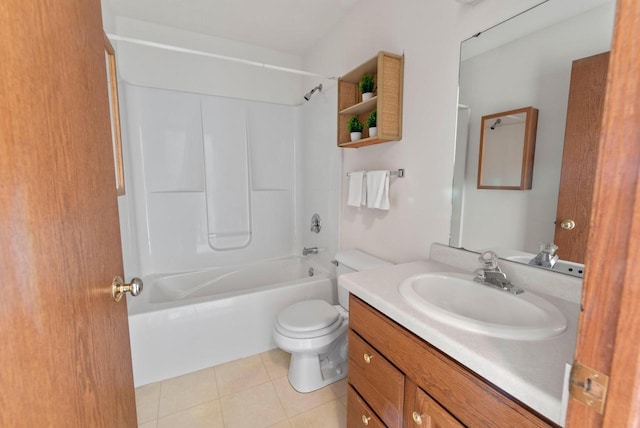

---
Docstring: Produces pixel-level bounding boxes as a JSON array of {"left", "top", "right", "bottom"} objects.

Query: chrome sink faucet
[
  {"left": 302, "top": 247, "right": 318, "bottom": 256},
  {"left": 474, "top": 251, "right": 523, "bottom": 295}
]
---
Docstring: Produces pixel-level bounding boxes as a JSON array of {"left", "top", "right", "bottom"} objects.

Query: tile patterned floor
[{"left": 135, "top": 349, "right": 348, "bottom": 428}]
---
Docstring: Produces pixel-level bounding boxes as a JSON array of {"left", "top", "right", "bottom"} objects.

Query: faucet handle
[
  {"left": 538, "top": 242, "right": 558, "bottom": 256},
  {"left": 478, "top": 251, "right": 499, "bottom": 270}
]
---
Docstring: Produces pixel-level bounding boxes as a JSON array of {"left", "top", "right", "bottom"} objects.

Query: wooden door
[
  {"left": 0, "top": 1, "right": 137, "bottom": 427},
  {"left": 566, "top": 0, "right": 640, "bottom": 425},
  {"left": 554, "top": 52, "right": 610, "bottom": 263}
]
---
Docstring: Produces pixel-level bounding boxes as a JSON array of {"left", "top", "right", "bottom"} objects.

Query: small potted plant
[
  {"left": 367, "top": 110, "right": 377, "bottom": 138},
  {"left": 359, "top": 73, "right": 375, "bottom": 101},
  {"left": 347, "top": 116, "right": 364, "bottom": 141}
]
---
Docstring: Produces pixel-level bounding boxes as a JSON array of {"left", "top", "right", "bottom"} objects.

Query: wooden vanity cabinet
[{"left": 347, "top": 294, "right": 558, "bottom": 428}]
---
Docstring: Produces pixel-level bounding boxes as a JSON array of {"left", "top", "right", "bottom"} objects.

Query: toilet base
[{"left": 287, "top": 335, "right": 348, "bottom": 393}]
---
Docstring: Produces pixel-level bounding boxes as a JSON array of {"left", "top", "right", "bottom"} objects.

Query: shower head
[
  {"left": 304, "top": 84, "right": 323, "bottom": 101},
  {"left": 490, "top": 118, "right": 502, "bottom": 130}
]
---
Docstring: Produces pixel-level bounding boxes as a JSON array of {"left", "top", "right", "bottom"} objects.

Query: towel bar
[{"left": 346, "top": 169, "right": 404, "bottom": 178}]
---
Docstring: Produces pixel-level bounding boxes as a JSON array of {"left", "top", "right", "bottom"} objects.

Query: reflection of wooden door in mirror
[{"left": 554, "top": 52, "right": 609, "bottom": 263}]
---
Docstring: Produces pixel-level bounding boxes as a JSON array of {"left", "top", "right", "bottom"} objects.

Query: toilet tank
[{"left": 334, "top": 249, "right": 392, "bottom": 309}]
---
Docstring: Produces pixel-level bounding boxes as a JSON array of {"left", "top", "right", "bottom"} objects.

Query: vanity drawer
[
  {"left": 348, "top": 329, "right": 404, "bottom": 427},
  {"left": 347, "top": 385, "right": 386, "bottom": 428}
]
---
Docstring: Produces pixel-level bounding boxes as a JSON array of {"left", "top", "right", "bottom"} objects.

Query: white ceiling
[{"left": 108, "top": 0, "right": 360, "bottom": 55}]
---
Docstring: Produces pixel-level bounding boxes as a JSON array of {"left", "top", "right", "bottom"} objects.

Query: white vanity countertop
[{"left": 339, "top": 260, "right": 579, "bottom": 426}]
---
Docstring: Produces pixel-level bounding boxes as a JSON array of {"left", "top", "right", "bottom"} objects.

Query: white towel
[
  {"left": 347, "top": 171, "right": 366, "bottom": 207},
  {"left": 366, "top": 170, "right": 390, "bottom": 210}
]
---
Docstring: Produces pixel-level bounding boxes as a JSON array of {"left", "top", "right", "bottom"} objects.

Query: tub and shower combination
[
  {"left": 122, "top": 85, "right": 339, "bottom": 387},
  {"left": 127, "top": 256, "right": 336, "bottom": 387}
]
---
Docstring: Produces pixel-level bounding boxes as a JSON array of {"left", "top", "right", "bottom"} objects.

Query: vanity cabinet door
[
  {"left": 347, "top": 385, "right": 386, "bottom": 428},
  {"left": 405, "top": 381, "right": 464, "bottom": 428},
  {"left": 348, "top": 330, "right": 404, "bottom": 427}
]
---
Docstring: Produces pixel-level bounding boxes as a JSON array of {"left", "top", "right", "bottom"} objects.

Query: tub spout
[{"left": 303, "top": 247, "right": 318, "bottom": 256}]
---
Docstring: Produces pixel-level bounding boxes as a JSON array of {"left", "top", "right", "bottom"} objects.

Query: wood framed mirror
[
  {"left": 477, "top": 106, "right": 538, "bottom": 190},
  {"left": 104, "top": 33, "right": 125, "bottom": 195}
]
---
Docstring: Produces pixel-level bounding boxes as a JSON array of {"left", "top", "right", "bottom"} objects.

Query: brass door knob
[
  {"left": 112, "top": 276, "right": 143, "bottom": 302},
  {"left": 361, "top": 415, "right": 371, "bottom": 425},
  {"left": 363, "top": 353, "right": 373, "bottom": 364},
  {"left": 412, "top": 411, "right": 424, "bottom": 425},
  {"left": 560, "top": 219, "right": 576, "bottom": 230}
]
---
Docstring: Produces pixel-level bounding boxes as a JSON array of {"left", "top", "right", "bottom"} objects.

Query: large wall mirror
[{"left": 449, "top": 0, "right": 615, "bottom": 272}]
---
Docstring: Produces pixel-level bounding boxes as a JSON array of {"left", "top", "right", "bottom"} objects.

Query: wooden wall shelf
[
  {"left": 337, "top": 136, "right": 389, "bottom": 149},
  {"left": 340, "top": 96, "right": 377, "bottom": 116},
  {"left": 338, "top": 51, "right": 404, "bottom": 148}
]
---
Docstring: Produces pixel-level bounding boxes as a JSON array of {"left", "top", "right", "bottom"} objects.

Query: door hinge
[{"left": 569, "top": 360, "right": 610, "bottom": 414}]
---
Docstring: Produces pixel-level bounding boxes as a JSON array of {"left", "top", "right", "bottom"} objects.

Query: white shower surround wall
[
  {"left": 123, "top": 84, "right": 298, "bottom": 276},
  {"left": 128, "top": 256, "right": 337, "bottom": 387}
]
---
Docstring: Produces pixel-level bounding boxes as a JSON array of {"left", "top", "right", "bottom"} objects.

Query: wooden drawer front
[
  {"left": 349, "top": 295, "right": 554, "bottom": 427},
  {"left": 408, "top": 386, "right": 464, "bottom": 428},
  {"left": 349, "top": 330, "right": 404, "bottom": 427},
  {"left": 347, "top": 385, "right": 386, "bottom": 428}
]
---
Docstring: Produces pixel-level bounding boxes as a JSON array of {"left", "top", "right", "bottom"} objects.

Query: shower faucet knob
[{"left": 310, "top": 213, "right": 321, "bottom": 233}]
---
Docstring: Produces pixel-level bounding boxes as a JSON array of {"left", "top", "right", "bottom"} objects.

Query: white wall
[
  {"left": 302, "top": 0, "right": 548, "bottom": 264},
  {"left": 458, "top": 4, "right": 614, "bottom": 254},
  {"left": 107, "top": 0, "right": 610, "bottom": 274},
  {"left": 112, "top": 17, "right": 303, "bottom": 105}
]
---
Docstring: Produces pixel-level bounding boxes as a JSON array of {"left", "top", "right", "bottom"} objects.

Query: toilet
[{"left": 273, "top": 249, "right": 391, "bottom": 393}]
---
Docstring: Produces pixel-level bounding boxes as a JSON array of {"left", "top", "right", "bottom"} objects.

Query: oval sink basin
[{"left": 398, "top": 273, "right": 567, "bottom": 340}]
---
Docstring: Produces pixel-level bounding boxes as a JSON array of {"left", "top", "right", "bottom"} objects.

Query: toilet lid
[{"left": 276, "top": 300, "right": 340, "bottom": 333}]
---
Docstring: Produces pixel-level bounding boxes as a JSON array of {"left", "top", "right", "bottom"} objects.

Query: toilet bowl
[{"left": 273, "top": 249, "right": 391, "bottom": 393}]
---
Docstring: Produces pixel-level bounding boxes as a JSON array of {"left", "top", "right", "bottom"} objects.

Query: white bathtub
[{"left": 127, "top": 256, "right": 337, "bottom": 387}]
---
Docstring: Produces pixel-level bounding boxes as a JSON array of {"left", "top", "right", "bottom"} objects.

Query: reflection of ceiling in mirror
[{"left": 461, "top": 0, "right": 613, "bottom": 61}]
